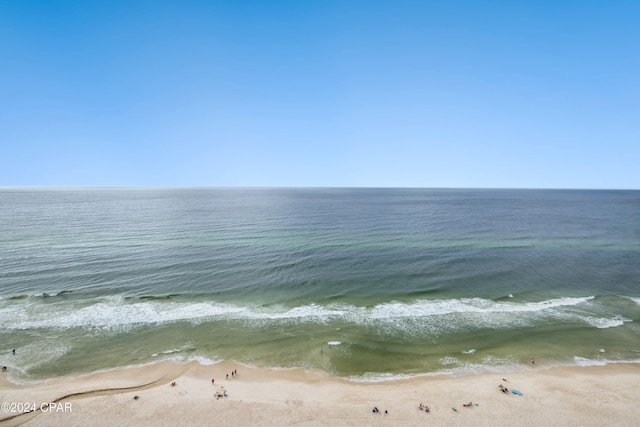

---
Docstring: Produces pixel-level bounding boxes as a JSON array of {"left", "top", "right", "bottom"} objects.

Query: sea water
[{"left": 1, "top": 188, "right": 639, "bottom": 380}]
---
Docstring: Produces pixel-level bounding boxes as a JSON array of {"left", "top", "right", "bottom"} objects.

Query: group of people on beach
[
  {"left": 498, "top": 378, "right": 523, "bottom": 396},
  {"left": 167, "top": 369, "right": 238, "bottom": 400},
  {"left": 212, "top": 368, "right": 239, "bottom": 385},
  {"left": 225, "top": 369, "right": 238, "bottom": 380},
  {"left": 214, "top": 386, "right": 228, "bottom": 399}
]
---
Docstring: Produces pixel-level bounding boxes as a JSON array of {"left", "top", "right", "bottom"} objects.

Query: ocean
[{"left": 1, "top": 188, "right": 639, "bottom": 381}]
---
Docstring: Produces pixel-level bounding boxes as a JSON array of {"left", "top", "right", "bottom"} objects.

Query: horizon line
[{"left": 1, "top": 186, "right": 638, "bottom": 191}]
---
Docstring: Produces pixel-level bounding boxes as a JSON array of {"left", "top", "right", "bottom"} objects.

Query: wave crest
[{"left": 0, "top": 294, "right": 625, "bottom": 336}]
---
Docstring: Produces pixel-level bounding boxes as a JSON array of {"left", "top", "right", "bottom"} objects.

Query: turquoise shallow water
[{"left": 1, "top": 188, "right": 639, "bottom": 380}]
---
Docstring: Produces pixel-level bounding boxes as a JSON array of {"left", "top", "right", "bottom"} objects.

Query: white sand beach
[{"left": 2, "top": 361, "right": 639, "bottom": 426}]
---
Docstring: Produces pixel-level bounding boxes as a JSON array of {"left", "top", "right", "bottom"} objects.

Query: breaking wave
[{"left": 0, "top": 295, "right": 629, "bottom": 334}]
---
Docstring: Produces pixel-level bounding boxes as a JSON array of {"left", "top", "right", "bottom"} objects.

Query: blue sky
[{"left": 1, "top": 1, "right": 638, "bottom": 188}]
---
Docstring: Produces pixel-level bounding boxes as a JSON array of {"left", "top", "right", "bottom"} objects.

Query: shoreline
[{"left": 2, "top": 361, "right": 639, "bottom": 426}]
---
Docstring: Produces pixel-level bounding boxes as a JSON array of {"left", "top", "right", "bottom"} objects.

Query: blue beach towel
[{"left": 511, "top": 390, "right": 523, "bottom": 396}]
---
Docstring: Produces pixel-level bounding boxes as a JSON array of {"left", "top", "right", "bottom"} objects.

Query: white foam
[
  {"left": 0, "top": 294, "right": 611, "bottom": 335},
  {"left": 436, "top": 354, "right": 521, "bottom": 376},
  {"left": 345, "top": 372, "right": 413, "bottom": 383},
  {"left": 179, "top": 355, "right": 222, "bottom": 366},
  {"left": 573, "top": 356, "right": 607, "bottom": 366},
  {"left": 161, "top": 343, "right": 195, "bottom": 355},
  {"left": 439, "top": 356, "right": 461, "bottom": 366},
  {"left": 245, "top": 303, "right": 342, "bottom": 320},
  {"left": 0, "top": 299, "right": 249, "bottom": 330},
  {"left": 370, "top": 296, "right": 595, "bottom": 318},
  {"left": 579, "top": 315, "right": 629, "bottom": 329},
  {"left": 626, "top": 297, "right": 640, "bottom": 305},
  {"left": 327, "top": 341, "right": 342, "bottom": 346},
  {"left": 461, "top": 349, "right": 476, "bottom": 354},
  {"left": 154, "top": 352, "right": 222, "bottom": 366}
]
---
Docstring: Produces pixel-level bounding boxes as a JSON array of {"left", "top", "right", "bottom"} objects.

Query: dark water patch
[{"left": 139, "top": 294, "right": 182, "bottom": 301}]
